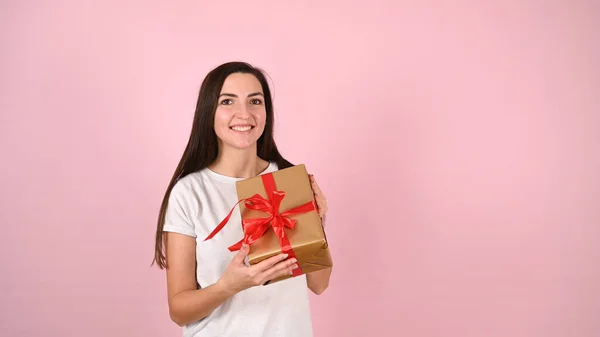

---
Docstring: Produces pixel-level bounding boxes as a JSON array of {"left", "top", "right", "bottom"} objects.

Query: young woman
[{"left": 152, "top": 61, "right": 332, "bottom": 337}]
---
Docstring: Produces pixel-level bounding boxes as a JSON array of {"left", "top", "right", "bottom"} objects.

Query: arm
[
  {"left": 165, "top": 232, "right": 235, "bottom": 326},
  {"left": 306, "top": 237, "right": 333, "bottom": 295},
  {"left": 165, "top": 232, "right": 298, "bottom": 326},
  {"left": 306, "top": 266, "right": 332, "bottom": 295}
]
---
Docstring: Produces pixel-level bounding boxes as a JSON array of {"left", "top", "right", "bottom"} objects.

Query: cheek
[
  {"left": 214, "top": 109, "right": 230, "bottom": 128},
  {"left": 253, "top": 110, "right": 267, "bottom": 127}
]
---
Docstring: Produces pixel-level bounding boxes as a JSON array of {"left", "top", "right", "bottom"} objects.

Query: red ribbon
[{"left": 204, "top": 173, "right": 316, "bottom": 277}]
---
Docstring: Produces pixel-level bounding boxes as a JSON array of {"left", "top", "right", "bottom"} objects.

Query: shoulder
[
  {"left": 163, "top": 172, "right": 209, "bottom": 236},
  {"left": 163, "top": 170, "right": 212, "bottom": 227},
  {"left": 171, "top": 172, "right": 201, "bottom": 197},
  {"left": 167, "top": 170, "right": 213, "bottom": 212}
]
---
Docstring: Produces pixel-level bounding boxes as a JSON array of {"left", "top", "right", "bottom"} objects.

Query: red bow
[
  {"left": 204, "top": 173, "right": 316, "bottom": 276},
  {"left": 228, "top": 190, "right": 316, "bottom": 252}
]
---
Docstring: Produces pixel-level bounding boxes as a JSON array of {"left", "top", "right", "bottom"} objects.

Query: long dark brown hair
[{"left": 152, "top": 61, "right": 293, "bottom": 269}]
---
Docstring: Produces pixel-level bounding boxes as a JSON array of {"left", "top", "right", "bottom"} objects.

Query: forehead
[{"left": 220, "top": 73, "right": 263, "bottom": 94}]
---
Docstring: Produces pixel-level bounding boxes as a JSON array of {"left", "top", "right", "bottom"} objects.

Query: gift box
[{"left": 205, "top": 164, "right": 332, "bottom": 284}]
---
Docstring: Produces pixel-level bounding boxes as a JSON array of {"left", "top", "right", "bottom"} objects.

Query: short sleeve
[{"left": 162, "top": 182, "right": 197, "bottom": 238}]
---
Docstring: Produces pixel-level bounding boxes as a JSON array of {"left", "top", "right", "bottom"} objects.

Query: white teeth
[{"left": 231, "top": 126, "right": 252, "bottom": 132}]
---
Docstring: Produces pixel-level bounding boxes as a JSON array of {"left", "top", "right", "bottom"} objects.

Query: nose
[{"left": 235, "top": 103, "right": 252, "bottom": 119}]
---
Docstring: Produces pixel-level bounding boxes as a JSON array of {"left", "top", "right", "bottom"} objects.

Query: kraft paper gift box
[{"left": 205, "top": 164, "right": 333, "bottom": 284}]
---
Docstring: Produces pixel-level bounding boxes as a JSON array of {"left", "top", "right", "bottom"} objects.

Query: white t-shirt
[{"left": 162, "top": 161, "right": 314, "bottom": 337}]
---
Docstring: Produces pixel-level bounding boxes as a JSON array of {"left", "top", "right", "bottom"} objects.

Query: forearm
[
  {"left": 169, "top": 281, "right": 235, "bottom": 326},
  {"left": 306, "top": 266, "right": 332, "bottom": 295}
]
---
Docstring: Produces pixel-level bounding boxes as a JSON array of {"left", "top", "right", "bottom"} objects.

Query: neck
[{"left": 209, "top": 144, "right": 269, "bottom": 179}]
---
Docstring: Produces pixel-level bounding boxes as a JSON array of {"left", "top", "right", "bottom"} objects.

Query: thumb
[{"left": 233, "top": 243, "right": 249, "bottom": 264}]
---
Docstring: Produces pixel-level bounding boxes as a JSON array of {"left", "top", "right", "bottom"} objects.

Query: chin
[
  {"left": 234, "top": 144, "right": 256, "bottom": 150},
  {"left": 224, "top": 140, "right": 258, "bottom": 151}
]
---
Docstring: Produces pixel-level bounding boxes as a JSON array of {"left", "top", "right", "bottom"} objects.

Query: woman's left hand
[{"left": 309, "top": 174, "right": 328, "bottom": 223}]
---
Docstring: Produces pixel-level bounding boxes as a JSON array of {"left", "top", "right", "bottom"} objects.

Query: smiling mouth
[{"left": 230, "top": 125, "right": 254, "bottom": 132}]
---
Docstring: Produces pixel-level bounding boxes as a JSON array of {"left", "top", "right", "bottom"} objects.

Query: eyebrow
[{"left": 219, "top": 92, "right": 264, "bottom": 98}]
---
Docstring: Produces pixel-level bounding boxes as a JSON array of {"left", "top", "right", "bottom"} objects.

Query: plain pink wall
[{"left": 1, "top": 1, "right": 599, "bottom": 336}]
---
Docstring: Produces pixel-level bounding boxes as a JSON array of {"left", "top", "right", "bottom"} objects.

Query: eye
[
  {"left": 220, "top": 99, "right": 233, "bottom": 105},
  {"left": 250, "top": 98, "right": 263, "bottom": 105}
]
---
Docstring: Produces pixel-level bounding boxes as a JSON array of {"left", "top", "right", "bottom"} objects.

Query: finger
[
  {"left": 309, "top": 174, "right": 327, "bottom": 216},
  {"left": 315, "top": 200, "right": 322, "bottom": 217},
  {"left": 232, "top": 243, "right": 249, "bottom": 265},
  {"left": 260, "top": 259, "right": 298, "bottom": 282},
  {"left": 311, "top": 179, "right": 325, "bottom": 199},
  {"left": 309, "top": 174, "right": 317, "bottom": 187},
  {"left": 317, "top": 204, "right": 327, "bottom": 216},
  {"left": 315, "top": 194, "right": 326, "bottom": 206},
  {"left": 311, "top": 175, "right": 321, "bottom": 187},
  {"left": 269, "top": 263, "right": 299, "bottom": 282},
  {"left": 251, "top": 252, "right": 289, "bottom": 272},
  {"left": 311, "top": 181, "right": 320, "bottom": 195},
  {"left": 315, "top": 195, "right": 328, "bottom": 214}
]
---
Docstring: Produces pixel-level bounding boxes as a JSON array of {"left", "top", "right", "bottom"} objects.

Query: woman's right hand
[{"left": 216, "top": 243, "right": 298, "bottom": 295}]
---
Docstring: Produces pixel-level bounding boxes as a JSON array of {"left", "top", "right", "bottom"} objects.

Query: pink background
[{"left": 2, "top": 1, "right": 599, "bottom": 336}]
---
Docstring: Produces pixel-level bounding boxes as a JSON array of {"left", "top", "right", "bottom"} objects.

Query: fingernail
[
  {"left": 282, "top": 254, "right": 289, "bottom": 259},
  {"left": 290, "top": 258, "right": 297, "bottom": 263},
  {"left": 292, "top": 264, "right": 298, "bottom": 269}
]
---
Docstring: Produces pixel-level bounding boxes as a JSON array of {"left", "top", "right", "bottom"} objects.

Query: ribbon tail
[
  {"left": 204, "top": 199, "right": 246, "bottom": 241},
  {"left": 228, "top": 239, "right": 244, "bottom": 252}
]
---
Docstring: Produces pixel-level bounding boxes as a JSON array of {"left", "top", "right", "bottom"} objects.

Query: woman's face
[{"left": 214, "top": 73, "right": 267, "bottom": 151}]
